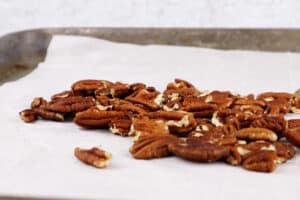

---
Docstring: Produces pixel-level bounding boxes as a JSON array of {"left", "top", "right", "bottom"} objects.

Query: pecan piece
[
  {"left": 19, "top": 109, "right": 37, "bottom": 123},
  {"left": 274, "top": 142, "right": 296, "bottom": 163},
  {"left": 287, "top": 119, "right": 300, "bottom": 129},
  {"left": 251, "top": 115, "right": 287, "bottom": 136},
  {"left": 33, "top": 107, "right": 64, "bottom": 121},
  {"left": 72, "top": 79, "right": 112, "bottom": 96},
  {"left": 31, "top": 97, "right": 47, "bottom": 108},
  {"left": 74, "top": 147, "right": 112, "bottom": 168},
  {"left": 109, "top": 118, "right": 132, "bottom": 136},
  {"left": 284, "top": 127, "right": 300, "bottom": 148},
  {"left": 235, "top": 128, "right": 278, "bottom": 142},
  {"left": 125, "top": 88, "right": 162, "bottom": 110},
  {"left": 242, "top": 151, "right": 277, "bottom": 173},
  {"left": 169, "top": 139, "right": 230, "bottom": 162},
  {"left": 74, "top": 109, "right": 125, "bottom": 128},
  {"left": 130, "top": 134, "right": 179, "bottom": 159},
  {"left": 51, "top": 90, "right": 74, "bottom": 100},
  {"left": 42, "top": 96, "right": 96, "bottom": 113},
  {"left": 128, "top": 117, "right": 169, "bottom": 138},
  {"left": 147, "top": 111, "right": 197, "bottom": 136}
]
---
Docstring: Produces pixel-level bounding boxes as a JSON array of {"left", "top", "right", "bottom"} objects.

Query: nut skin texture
[
  {"left": 251, "top": 115, "right": 287, "bottom": 136},
  {"left": 242, "top": 151, "right": 277, "bottom": 173},
  {"left": 287, "top": 119, "right": 300, "bottom": 129},
  {"left": 42, "top": 96, "right": 96, "bottom": 113},
  {"left": 51, "top": 90, "right": 74, "bottom": 100},
  {"left": 168, "top": 140, "right": 230, "bottom": 162},
  {"left": 71, "top": 79, "right": 112, "bottom": 96},
  {"left": 125, "top": 88, "right": 161, "bottom": 110},
  {"left": 33, "top": 107, "right": 64, "bottom": 121},
  {"left": 284, "top": 128, "right": 300, "bottom": 148},
  {"left": 74, "top": 109, "right": 125, "bottom": 129},
  {"left": 235, "top": 128, "right": 278, "bottom": 142},
  {"left": 19, "top": 109, "right": 37, "bottom": 123},
  {"left": 74, "top": 147, "right": 112, "bottom": 168},
  {"left": 130, "top": 134, "right": 179, "bottom": 159},
  {"left": 109, "top": 118, "right": 132, "bottom": 136},
  {"left": 147, "top": 111, "right": 197, "bottom": 136}
]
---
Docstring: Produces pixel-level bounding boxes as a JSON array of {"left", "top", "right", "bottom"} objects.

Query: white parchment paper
[{"left": 0, "top": 36, "right": 300, "bottom": 200}]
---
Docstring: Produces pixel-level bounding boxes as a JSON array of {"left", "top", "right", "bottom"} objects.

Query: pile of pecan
[{"left": 19, "top": 79, "right": 300, "bottom": 172}]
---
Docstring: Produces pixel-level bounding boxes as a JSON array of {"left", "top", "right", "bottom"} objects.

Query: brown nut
[
  {"left": 74, "top": 147, "right": 112, "bottom": 168},
  {"left": 130, "top": 134, "right": 179, "bottom": 159},
  {"left": 284, "top": 127, "right": 300, "bottom": 148},
  {"left": 74, "top": 109, "right": 125, "bottom": 128},
  {"left": 251, "top": 115, "right": 287, "bottom": 136},
  {"left": 147, "top": 111, "right": 197, "bottom": 136},
  {"left": 109, "top": 118, "right": 132, "bottom": 136},
  {"left": 125, "top": 88, "right": 162, "bottom": 110},
  {"left": 31, "top": 97, "right": 47, "bottom": 109},
  {"left": 235, "top": 128, "right": 278, "bottom": 142},
  {"left": 168, "top": 139, "right": 230, "bottom": 162},
  {"left": 72, "top": 79, "right": 112, "bottom": 96},
  {"left": 42, "top": 96, "right": 96, "bottom": 113},
  {"left": 274, "top": 142, "right": 296, "bottom": 163},
  {"left": 33, "top": 107, "right": 64, "bottom": 121},
  {"left": 287, "top": 119, "right": 300, "bottom": 129},
  {"left": 19, "top": 109, "right": 37, "bottom": 123},
  {"left": 242, "top": 151, "right": 277, "bottom": 173},
  {"left": 51, "top": 90, "right": 74, "bottom": 100},
  {"left": 128, "top": 117, "right": 169, "bottom": 138},
  {"left": 188, "top": 127, "right": 237, "bottom": 146}
]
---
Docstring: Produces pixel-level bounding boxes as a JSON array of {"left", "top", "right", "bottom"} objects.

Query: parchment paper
[{"left": 0, "top": 36, "right": 300, "bottom": 200}]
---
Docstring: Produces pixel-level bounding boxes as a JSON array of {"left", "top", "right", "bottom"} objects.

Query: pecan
[
  {"left": 31, "top": 97, "right": 47, "bottom": 108},
  {"left": 235, "top": 127, "right": 278, "bottom": 142},
  {"left": 182, "top": 97, "right": 217, "bottom": 118},
  {"left": 130, "top": 134, "right": 179, "bottom": 159},
  {"left": 110, "top": 82, "right": 130, "bottom": 98},
  {"left": 128, "top": 117, "right": 169, "bottom": 138},
  {"left": 51, "top": 90, "right": 74, "bottom": 100},
  {"left": 72, "top": 80, "right": 112, "bottom": 96},
  {"left": 274, "top": 142, "right": 296, "bottom": 163},
  {"left": 129, "top": 83, "right": 146, "bottom": 92},
  {"left": 147, "top": 111, "right": 197, "bottom": 136},
  {"left": 287, "top": 119, "right": 300, "bottom": 129},
  {"left": 109, "top": 118, "right": 132, "bottom": 136},
  {"left": 169, "top": 139, "right": 230, "bottom": 162},
  {"left": 19, "top": 109, "right": 37, "bottom": 123},
  {"left": 74, "top": 109, "right": 125, "bottom": 128},
  {"left": 113, "top": 101, "right": 148, "bottom": 116},
  {"left": 166, "top": 78, "right": 196, "bottom": 90},
  {"left": 74, "top": 147, "right": 112, "bottom": 168},
  {"left": 284, "top": 127, "right": 300, "bottom": 148},
  {"left": 189, "top": 126, "right": 236, "bottom": 146},
  {"left": 257, "top": 92, "right": 293, "bottom": 102},
  {"left": 242, "top": 150, "right": 277, "bottom": 172},
  {"left": 125, "top": 88, "right": 162, "bottom": 110},
  {"left": 42, "top": 96, "right": 96, "bottom": 113},
  {"left": 200, "top": 91, "right": 235, "bottom": 108},
  {"left": 251, "top": 115, "right": 287, "bottom": 136},
  {"left": 33, "top": 107, "right": 64, "bottom": 121}
]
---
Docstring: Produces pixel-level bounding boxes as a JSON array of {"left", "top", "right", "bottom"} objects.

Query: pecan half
[
  {"left": 33, "top": 107, "right": 64, "bottom": 121},
  {"left": 109, "top": 118, "right": 132, "bottom": 136},
  {"left": 235, "top": 127, "right": 278, "bottom": 142},
  {"left": 287, "top": 119, "right": 300, "bottom": 129},
  {"left": 42, "top": 96, "right": 96, "bottom": 113},
  {"left": 128, "top": 117, "right": 169, "bottom": 138},
  {"left": 74, "top": 147, "right": 112, "bottom": 168},
  {"left": 169, "top": 139, "right": 230, "bottom": 162},
  {"left": 125, "top": 88, "right": 162, "bottom": 110},
  {"left": 51, "top": 90, "right": 74, "bottom": 100},
  {"left": 72, "top": 79, "right": 112, "bottom": 96},
  {"left": 147, "top": 111, "right": 197, "bottom": 136},
  {"left": 242, "top": 151, "right": 277, "bottom": 173},
  {"left": 74, "top": 109, "right": 125, "bottom": 128},
  {"left": 284, "top": 127, "right": 300, "bottom": 148},
  {"left": 130, "top": 134, "right": 179, "bottom": 159},
  {"left": 251, "top": 115, "right": 287, "bottom": 136},
  {"left": 19, "top": 109, "right": 37, "bottom": 123}
]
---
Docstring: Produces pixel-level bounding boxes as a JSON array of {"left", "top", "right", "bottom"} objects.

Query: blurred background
[{"left": 1, "top": 0, "right": 300, "bottom": 36}]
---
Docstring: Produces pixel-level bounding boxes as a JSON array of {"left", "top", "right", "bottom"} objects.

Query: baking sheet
[{"left": 0, "top": 35, "right": 300, "bottom": 200}]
